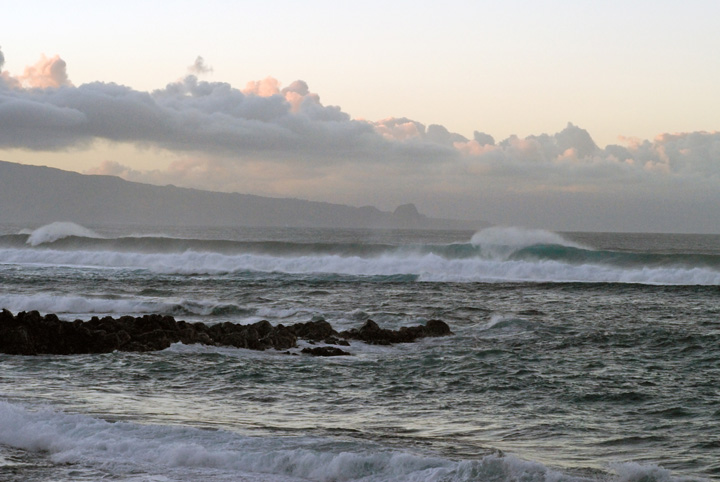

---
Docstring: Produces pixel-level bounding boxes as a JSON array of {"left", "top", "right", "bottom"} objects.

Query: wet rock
[
  {"left": 301, "top": 346, "right": 352, "bottom": 357},
  {"left": 323, "top": 336, "right": 350, "bottom": 346},
  {"left": 340, "top": 319, "right": 452, "bottom": 345},
  {"left": 252, "top": 319, "right": 274, "bottom": 338},
  {"left": 425, "top": 319, "right": 452, "bottom": 336},
  {"left": 261, "top": 324, "right": 297, "bottom": 350},
  {"left": 0, "top": 310, "right": 452, "bottom": 356},
  {"left": 286, "top": 319, "right": 338, "bottom": 341}
]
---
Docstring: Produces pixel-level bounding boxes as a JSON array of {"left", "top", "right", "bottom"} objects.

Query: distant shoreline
[{"left": 0, "top": 160, "right": 488, "bottom": 231}]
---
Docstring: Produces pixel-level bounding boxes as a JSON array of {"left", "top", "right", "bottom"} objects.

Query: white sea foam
[
  {"left": 2, "top": 401, "right": 696, "bottom": 482},
  {"left": 610, "top": 462, "right": 676, "bottom": 482},
  {"left": 0, "top": 401, "right": 547, "bottom": 481},
  {"left": 126, "top": 231, "right": 182, "bottom": 239},
  {"left": 0, "top": 293, "right": 248, "bottom": 320},
  {"left": 163, "top": 341, "right": 300, "bottom": 360},
  {"left": 1, "top": 246, "right": 719, "bottom": 285},
  {"left": 24, "top": 222, "right": 104, "bottom": 246},
  {"left": 0, "top": 293, "right": 160, "bottom": 315},
  {"left": 0, "top": 292, "right": 370, "bottom": 327},
  {"left": 483, "top": 314, "right": 534, "bottom": 331},
  {"left": 2, "top": 400, "right": 687, "bottom": 482}
]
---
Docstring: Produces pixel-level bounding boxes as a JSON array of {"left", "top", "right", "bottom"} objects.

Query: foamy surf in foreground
[{"left": 0, "top": 401, "right": 691, "bottom": 482}]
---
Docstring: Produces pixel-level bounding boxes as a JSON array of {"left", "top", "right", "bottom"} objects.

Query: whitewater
[{"left": 1, "top": 222, "right": 719, "bottom": 481}]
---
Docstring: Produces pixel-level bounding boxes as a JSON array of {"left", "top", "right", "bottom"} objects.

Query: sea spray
[
  {"left": 2, "top": 245, "right": 718, "bottom": 285},
  {"left": 470, "top": 226, "right": 587, "bottom": 259},
  {"left": 24, "top": 222, "right": 104, "bottom": 247}
]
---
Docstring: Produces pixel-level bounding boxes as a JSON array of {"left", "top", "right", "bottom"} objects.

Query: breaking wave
[
  {"left": 23, "top": 222, "right": 104, "bottom": 247},
  {"left": 470, "top": 226, "right": 586, "bottom": 259},
  {"left": 1, "top": 247, "right": 717, "bottom": 285},
  {"left": 1, "top": 224, "right": 718, "bottom": 285},
  {"left": 0, "top": 401, "right": 690, "bottom": 482}
]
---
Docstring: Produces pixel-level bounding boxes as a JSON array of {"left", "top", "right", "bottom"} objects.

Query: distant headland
[{"left": 0, "top": 160, "right": 487, "bottom": 230}]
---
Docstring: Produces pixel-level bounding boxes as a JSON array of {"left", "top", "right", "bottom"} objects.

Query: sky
[{"left": 1, "top": 0, "right": 719, "bottom": 233}]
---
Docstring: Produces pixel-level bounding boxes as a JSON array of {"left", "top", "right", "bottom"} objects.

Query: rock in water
[
  {"left": 301, "top": 346, "right": 352, "bottom": 357},
  {"left": 0, "top": 310, "right": 452, "bottom": 355},
  {"left": 339, "top": 319, "right": 452, "bottom": 345},
  {"left": 285, "top": 319, "right": 337, "bottom": 342}
]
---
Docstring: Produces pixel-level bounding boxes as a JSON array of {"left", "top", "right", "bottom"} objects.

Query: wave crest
[
  {"left": 471, "top": 226, "right": 586, "bottom": 259},
  {"left": 24, "top": 222, "right": 104, "bottom": 246}
]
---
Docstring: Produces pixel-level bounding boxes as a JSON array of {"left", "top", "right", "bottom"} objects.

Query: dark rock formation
[
  {"left": 339, "top": 319, "right": 452, "bottom": 345},
  {"left": 205, "top": 319, "right": 296, "bottom": 351},
  {"left": 301, "top": 346, "right": 352, "bottom": 357},
  {"left": 284, "top": 319, "right": 336, "bottom": 342},
  {"left": 0, "top": 309, "right": 452, "bottom": 356}
]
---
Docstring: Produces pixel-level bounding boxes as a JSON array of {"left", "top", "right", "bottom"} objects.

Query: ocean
[{"left": 0, "top": 222, "right": 718, "bottom": 481}]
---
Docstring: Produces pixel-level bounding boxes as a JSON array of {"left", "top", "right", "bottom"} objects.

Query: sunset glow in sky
[{"left": 2, "top": 0, "right": 719, "bottom": 232}]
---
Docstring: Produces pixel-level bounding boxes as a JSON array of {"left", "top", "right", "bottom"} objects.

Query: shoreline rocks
[
  {"left": 0, "top": 310, "right": 452, "bottom": 356},
  {"left": 340, "top": 319, "right": 452, "bottom": 345}
]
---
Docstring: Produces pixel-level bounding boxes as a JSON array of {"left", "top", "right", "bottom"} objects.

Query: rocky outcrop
[
  {"left": 0, "top": 310, "right": 452, "bottom": 356},
  {"left": 339, "top": 319, "right": 452, "bottom": 345},
  {"left": 301, "top": 346, "right": 352, "bottom": 357}
]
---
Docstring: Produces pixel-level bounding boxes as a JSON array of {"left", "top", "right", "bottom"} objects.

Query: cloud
[
  {"left": 370, "top": 117, "right": 469, "bottom": 147},
  {"left": 1, "top": 49, "right": 459, "bottom": 166},
  {"left": 20, "top": 54, "right": 72, "bottom": 88},
  {"left": 453, "top": 123, "right": 720, "bottom": 187},
  {"left": 2, "top": 49, "right": 720, "bottom": 231},
  {"left": 1, "top": 52, "right": 397, "bottom": 162},
  {"left": 85, "top": 159, "right": 142, "bottom": 178},
  {"left": 188, "top": 56, "right": 213, "bottom": 75},
  {"left": 1, "top": 49, "right": 72, "bottom": 90},
  {"left": 373, "top": 117, "right": 426, "bottom": 141},
  {"left": 0, "top": 47, "right": 18, "bottom": 88}
]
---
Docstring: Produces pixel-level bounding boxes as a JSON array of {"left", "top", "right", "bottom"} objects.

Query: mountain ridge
[{"left": 0, "top": 160, "right": 486, "bottom": 230}]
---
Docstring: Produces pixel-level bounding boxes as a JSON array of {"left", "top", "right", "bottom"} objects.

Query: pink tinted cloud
[
  {"left": 1, "top": 52, "right": 71, "bottom": 89},
  {"left": 242, "top": 77, "right": 321, "bottom": 113},
  {"left": 242, "top": 77, "right": 280, "bottom": 97},
  {"left": 453, "top": 139, "right": 497, "bottom": 156},
  {"left": 373, "top": 117, "right": 426, "bottom": 141},
  {"left": 18, "top": 54, "right": 72, "bottom": 88}
]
